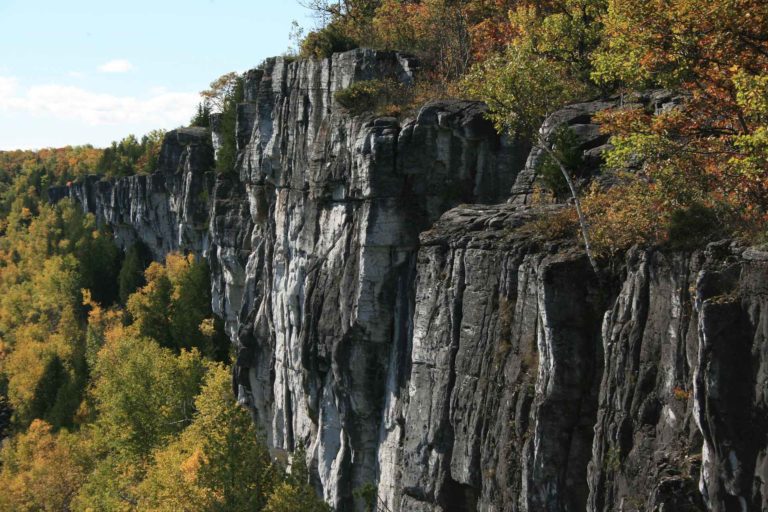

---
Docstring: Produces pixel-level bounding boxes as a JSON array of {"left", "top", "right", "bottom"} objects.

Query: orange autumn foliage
[{"left": 589, "top": 0, "right": 768, "bottom": 242}]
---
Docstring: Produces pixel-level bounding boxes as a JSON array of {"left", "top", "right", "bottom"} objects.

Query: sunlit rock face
[
  {"left": 48, "top": 126, "right": 214, "bottom": 260},
  {"left": 51, "top": 50, "right": 768, "bottom": 512},
  {"left": 211, "top": 50, "right": 524, "bottom": 510}
]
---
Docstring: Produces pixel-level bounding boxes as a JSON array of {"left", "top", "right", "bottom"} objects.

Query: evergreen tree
[
  {"left": 137, "top": 364, "right": 281, "bottom": 511},
  {"left": 118, "top": 241, "right": 150, "bottom": 305},
  {"left": 190, "top": 102, "right": 212, "bottom": 128},
  {"left": 215, "top": 77, "right": 244, "bottom": 175}
]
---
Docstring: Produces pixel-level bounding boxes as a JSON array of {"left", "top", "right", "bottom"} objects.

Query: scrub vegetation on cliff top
[
  {"left": 20, "top": 0, "right": 766, "bottom": 258},
  {"left": 301, "top": 0, "right": 768, "bottom": 254}
]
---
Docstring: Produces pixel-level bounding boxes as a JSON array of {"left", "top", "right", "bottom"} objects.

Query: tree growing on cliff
[
  {"left": 463, "top": 46, "right": 600, "bottom": 273},
  {"left": 372, "top": 0, "right": 473, "bottom": 80},
  {"left": 200, "top": 72, "right": 241, "bottom": 114},
  {"left": 199, "top": 72, "right": 244, "bottom": 174},
  {"left": 96, "top": 130, "right": 166, "bottom": 177},
  {"left": 190, "top": 102, "right": 212, "bottom": 128},
  {"left": 508, "top": 0, "right": 607, "bottom": 85}
]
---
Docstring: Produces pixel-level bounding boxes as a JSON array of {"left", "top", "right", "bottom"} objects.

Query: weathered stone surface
[
  {"left": 217, "top": 50, "right": 525, "bottom": 511},
  {"left": 49, "top": 49, "right": 526, "bottom": 511},
  {"left": 586, "top": 241, "right": 768, "bottom": 512},
  {"left": 49, "top": 127, "right": 214, "bottom": 260},
  {"left": 51, "top": 50, "right": 768, "bottom": 512},
  {"left": 380, "top": 204, "right": 603, "bottom": 512},
  {"left": 399, "top": 207, "right": 767, "bottom": 512}
]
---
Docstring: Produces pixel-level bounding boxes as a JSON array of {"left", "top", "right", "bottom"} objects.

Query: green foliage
[
  {"left": 198, "top": 72, "right": 245, "bottom": 175},
  {"left": 334, "top": 79, "right": 407, "bottom": 116},
  {"left": 0, "top": 146, "right": 102, "bottom": 190},
  {"left": 0, "top": 420, "right": 90, "bottom": 511},
  {"left": 200, "top": 72, "right": 241, "bottom": 113},
  {"left": 298, "top": 0, "right": 379, "bottom": 55},
  {"left": 517, "top": 206, "right": 578, "bottom": 242},
  {"left": 189, "top": 365, "right": 279, "bottom": 510},
  {"left": 372, "top": 0, "right": 474, "bottom": 80},
  {"left": 582, "top": 177, "right": 668, "bottom": 256},
  {"left": 588, "top": 0, "right": 768, "bottom": 243},
  {"left": 127, "top": 264, "right": 174, "bottom": 346},
  {"left": 537, "top": 126, "right": 585, "bottom": 199},
  {"left": 728, "top": 72, "right": 768, "bottom": 218},
  {"left": 461, "top": 45, "right": 589, "bottom": 139},
  {"left": 667, "top": 203, "right": 723, "bottom": 250},
  {"left": 0, "top": 120, "right": 328, "bottom": 512},
  {"left": 170, "top": 258, "right": 228, "bottom": 359},
  {"left": 90, "top": 336, "right": 206, "bottom": 459},
  {"left": 190, "top": 102, "right": 212, "bottom": 128},
  {"left": 300, "top": 21, "right": 358, "bottom": 59},
  {"left": 28, "top": 354, "right": 86, "bottom": 430},
  {"left": 214, "top": 76, "right": 244, "bottom": 175},
  {"left": 263, "top": 443, "right": 330, "bottom": 512},
  {"left": 134, "top": 363, "right": 283, "bottom": 511},
  {"left": 96, "top": 130, "right": 166, "bottom": 177},
  {"left": 509, "top": 0, "right": 607, "bottom": 85},
  {"left": 76, "top": 227, "right": 122, "bottom": 307},
  {"left": 118, "top": 241, "right": 151, "bottom": 305},
  {"left": 73, "top": 453, "right": 139, "bottom": 512},
  {"left": 28, "top": 355, "right": 67, "bottom": 424},
  {"left": 127, "top": 253, "right": 228, "bottom": 359},
  {"left": 264, "top": 482, "right": 332, "bottom": 512},
  {"left": 354, "top": 482, "right": 378, "bottom": 512},
  {"left": 0, "top": 195, "right": 105, "bottom": 430}
]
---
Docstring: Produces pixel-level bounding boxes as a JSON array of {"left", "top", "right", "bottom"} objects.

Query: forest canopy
[{"left": 0, "top": 160, "right": 328, "bottom": 511}]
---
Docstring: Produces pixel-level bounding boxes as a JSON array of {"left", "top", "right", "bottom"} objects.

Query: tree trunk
[{"left": 537, "top": 137, "right": 600, "bottom": 276}]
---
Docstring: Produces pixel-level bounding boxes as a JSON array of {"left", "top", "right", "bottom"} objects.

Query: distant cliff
[{"left": 50, "top": 49, "right": 768, "bottom": 512}]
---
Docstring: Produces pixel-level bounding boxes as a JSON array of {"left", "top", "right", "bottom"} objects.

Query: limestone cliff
[{"left": 50, "top": 49, "right": 768, "bottom": 512}]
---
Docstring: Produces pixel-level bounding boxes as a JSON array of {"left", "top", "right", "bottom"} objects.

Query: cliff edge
[{"left": 50, "top": 49, "right": 768, "bottom": 512}]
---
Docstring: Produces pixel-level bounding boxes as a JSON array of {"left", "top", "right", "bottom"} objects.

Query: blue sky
[{"left": 0, "top": 0, "right": 316, "bottom": 150}]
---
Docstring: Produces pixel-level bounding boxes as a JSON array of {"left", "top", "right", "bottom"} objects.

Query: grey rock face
[
  {"left": 216, "top": 50, "right": 525, "bottom": 510},
  {"left": 381, "top": 204, "right": 603, "bottom": 512},
  {"left": 393, "top": 205, "right": 767, "bottom": 512},
  {"left": 49, "top": 127, "right": 214, "bottom": 260},
  {"left": 51, "top": 50, "right": 768, "bottom": 512},
  {"left": 49, "top": 49, "right": 525, "bottom": 510},
  {"left": 587, "top": 243, "right": 768, "bottom": 512}
]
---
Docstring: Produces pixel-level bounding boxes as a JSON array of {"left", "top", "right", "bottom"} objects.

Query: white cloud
[
  {"left": 0, "top": 76, "right": 199, "bottom": 126},
  {"left": 0, "top": 76, "right": 18, "bottom": 97},
  {"left": 98, "top": 59, "right": 134, "bottom": 73},
  {"left": 149, "top": 86, "right": 169, "bottom": 95}
]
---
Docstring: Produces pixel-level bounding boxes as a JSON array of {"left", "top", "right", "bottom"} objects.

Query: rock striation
[
  {"left": 388, "top": 206, "right": 768, "bottom": 512},
  {"left": 48, "top": 127, "right": 215, "bottom": 260},
  {"left": 51, "top": 49, "right": 768, "bottom": 512}
]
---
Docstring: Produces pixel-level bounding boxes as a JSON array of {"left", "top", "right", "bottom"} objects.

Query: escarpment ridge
[{"left": 51, "top": 49, "right": 768, "bottom": 512}]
